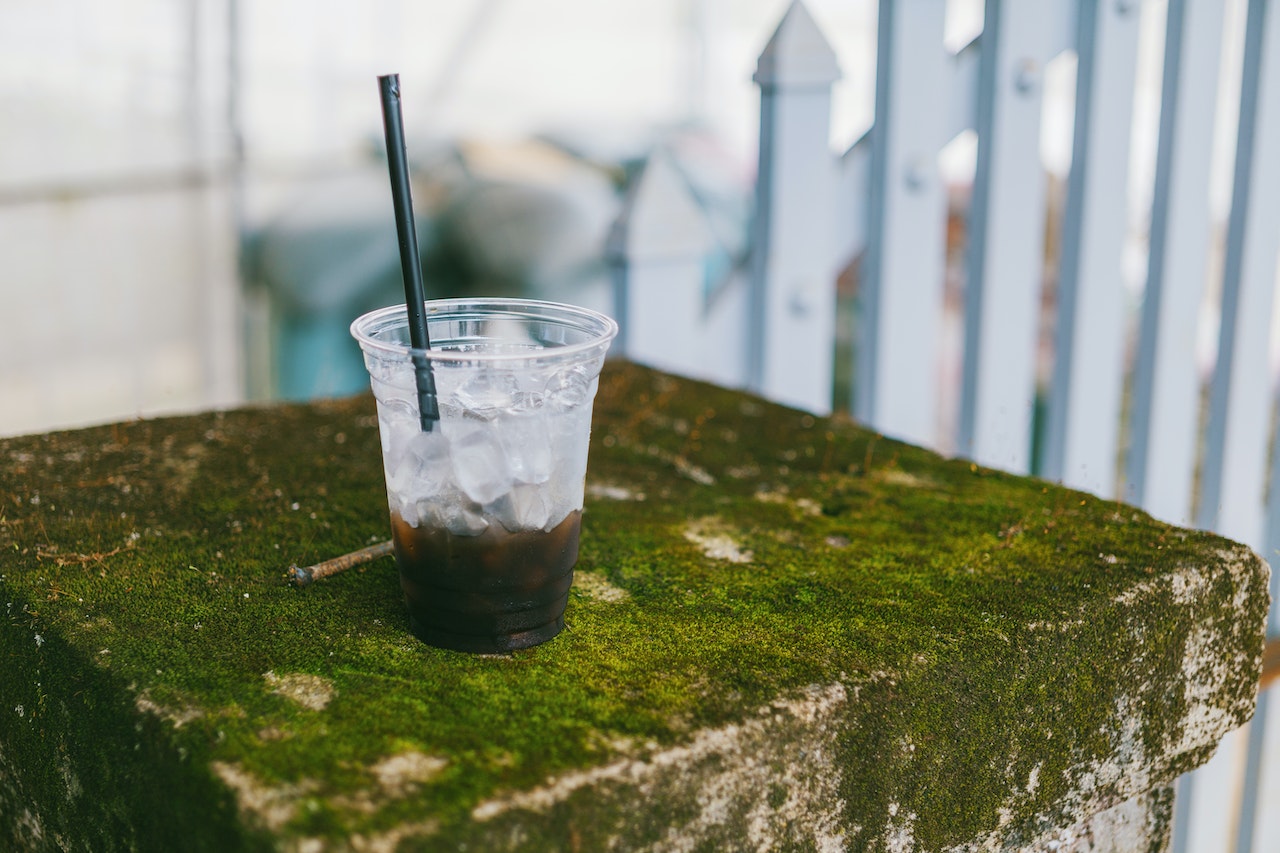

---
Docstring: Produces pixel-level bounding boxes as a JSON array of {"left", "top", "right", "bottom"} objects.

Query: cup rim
[{"left": 351, "top": 298, "right": 619, "bottom": 364}]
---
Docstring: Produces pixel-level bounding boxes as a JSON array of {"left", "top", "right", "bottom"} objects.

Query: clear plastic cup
[{"left": 350, "top": 298, "right": 617, "bottom": 652}]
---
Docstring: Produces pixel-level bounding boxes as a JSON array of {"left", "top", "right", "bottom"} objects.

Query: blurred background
[
  {"left": 0, "top": 0, "right": 1233, "bottom": 441},
  {"left": 0, "top": 0, "right": 896, "bottom": 437}
]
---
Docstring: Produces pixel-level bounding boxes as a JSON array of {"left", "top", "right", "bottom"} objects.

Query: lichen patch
[
  {"left": 212, "top": 761, "right": 316, "bottom": 833},
  {"left": 1062, "top": 694, "right": 1151, "bottom": 817},
  {"left": 574, "top": 571, "right": 630, "bottom": 603},
  {"left": 674, "top": 457, "right": 716, "bottom": 486},
  {"left": 1110, "top": 553, "right": 1264, "bottom": 755},
  {"left": 1025, "top": 762, "right": 1041, "bottom": 796},
  {"left": 1173, "top": 625, "right": 1244, "bottom": 754},
  {"left": 134, "top": 690, "right": 204, "bottom": 728},
  {"left": 950, "top": 786, "right": 1173, "bottom": 853},
  {"left": 265, "top": 671, "right": 335, "bottom": 712},
  {"left": 326, "top": 753, "right": 448, "bottom": 817},
  {"left": 873, "top": 468, "right": 934, "bottom": 488},
  {"left": 880, "top": 806, "right": 918, "bottom": 853},
  {"left": 161, "top": 442, "right": 208, "bottom": 497},
  {"left": 257, "top": 727, "right": 291, "bottom": 742},
  {"left": 57, "top": 749, "right": 81, "bottom": 801},
  {"left": 587, "top": 483, "right": 646, "bottom": 502},
  {"left": 1025, "top": 618, "right": 1087, "bottom": 633},
  {"left": 1219, "top": 547, "right": 1266, "bottom": 611},
  {"left": 344, "top": 821, "right": 441, "bottom": 852},
  {"left": 371, "top": 751, "right": 447, "bottom": 796},
  {"left": 471, "top": 683, "right": 848, "bottom": 851},
  {"left": 13, "top": 808, "right": 45, "bottom": 848},
  {"left": 755, "top": 488, "right": 822, "bottom": 517},
  {"left": 683, "top": 517, "right": 753, "bottom": 563}
]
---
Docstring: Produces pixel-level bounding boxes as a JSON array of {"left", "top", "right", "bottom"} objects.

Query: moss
[
  {"left": 0, "top": 592, "right": 270, "bottom": 852},
  {"left": 0, "top": 362, "right": 1269, "bottom": 851}
]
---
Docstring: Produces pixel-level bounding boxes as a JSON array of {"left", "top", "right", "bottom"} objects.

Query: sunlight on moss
[{"left": 0, "top": 363, "right": 1267, "bottom": 850}]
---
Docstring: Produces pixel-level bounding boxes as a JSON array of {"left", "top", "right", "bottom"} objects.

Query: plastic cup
[{"left": 350, "top": 298, "right": 618, "bottom": 652}]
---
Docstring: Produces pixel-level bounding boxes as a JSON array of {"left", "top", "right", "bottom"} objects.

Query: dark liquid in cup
[{"left": 390, "top": 510, "right": 582, "bottom": 653}]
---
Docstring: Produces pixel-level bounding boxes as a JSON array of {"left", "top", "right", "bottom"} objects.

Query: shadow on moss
[{"left": 1, "top": 591, "right": 271, "bottom": 852}]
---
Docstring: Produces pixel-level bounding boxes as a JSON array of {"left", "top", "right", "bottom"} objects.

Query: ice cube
[
  {"left": 548, "top": 405, "right": 591, "bottom": 468},
  {"left": 509, "top": 390, "right": 542, "bottom": 414},
  {"left": 547, "top": 405, "right": 591, "bottom": 512},
  {"left": 501, "top": 396, "right": 554, "bottom": 485},
  {"left": 490, "top": 482, "right": 553, "bottom": 532},
  {"left": 406, "top": 485, "right": 489, "bottom": 536},
  {"left": 560, "top": 475, "right": 587, "bottom": 517},
  {"left": 434, "top": 498, "right": 490, "bottom": 536},
  {"left": 393, "top": 493, "right": 420, "bottom": 527},
  {"left": 385, "top": 428, "right": 452, "bottom": 506},
  {"left": 377, "top": 397, "right": 419, "bottom": 455},
  {"left": 447, "top": 422, "right": 512, "bottom": 504},
  {"left": 453, "top": 370, "right": 518, "bottom": 420},
  {"left": 545, "top": 365, "right": 592, "bottom": 412},
  {"left": 377, "top": 396, "right": 419, "bottom": 425},
  {"left": 369, "top": 367, "right": 416, "bottom": 406}
]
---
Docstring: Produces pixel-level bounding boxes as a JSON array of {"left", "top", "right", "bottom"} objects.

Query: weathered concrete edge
[
  {"left": 215, "top": 683, "right": 852, "bottom": 852},
  {"left": 1138, "top": 548, "right": 1270, "bottom": 758},
  {"left": 4, "top": 530, "right": 1267, "bottom": 853},
  {"left": 943, "top": 542, "right": 1270, "bottom": 852},
  {"left": 378, "top": 545, "right": 1270, "bottom": 853},
  {"left": 445, "top": 682, "right": 852, "bottom": 852},
  {"left": 950, "top": 786, "right": 1174, "bottom": 853}
]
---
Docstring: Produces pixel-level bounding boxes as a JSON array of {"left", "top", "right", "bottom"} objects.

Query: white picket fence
[{"left": 609, "top": 1, "right": 1280, "bottom": 849}]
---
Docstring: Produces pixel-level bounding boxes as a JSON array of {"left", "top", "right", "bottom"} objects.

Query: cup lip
[{"left": 351, "top": 297, "right": 619, "bottom": 364}]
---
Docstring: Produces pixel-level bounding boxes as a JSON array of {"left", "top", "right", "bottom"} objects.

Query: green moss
[
  {"left": 0, "top": 592, "right": 270, "bottom": 852},
  {"left": 0, "top": 363, "right": 1269, "bottom": 851}
]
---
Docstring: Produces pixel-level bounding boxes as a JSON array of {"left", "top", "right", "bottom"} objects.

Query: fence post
[
  {"left": 1040, "top": 0, "right": 1141, "bottom": 496},
  {"left": 749, "top": 0, "right": 841, "bottom": 414},
  {"left": 1196, "top": 0, "right": 1280, "bottom": 550},
  {"left": 1124, "top": 0, "right": 1224, "bottom": 527},
  {"left": 855, "top": 0, "right": 951, "bottom": 446},
  {"left": 956, "top": 1, "right": 1053, "bottom": 474},
  {"left": 606, "top": 150, "right": 718, "bottom": 381}
]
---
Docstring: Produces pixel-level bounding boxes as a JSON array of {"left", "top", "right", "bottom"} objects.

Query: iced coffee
[{"left": 351, "top": 299, "right": 617, "bottom": 652}]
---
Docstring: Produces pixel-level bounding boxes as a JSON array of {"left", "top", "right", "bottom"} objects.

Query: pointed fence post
[
  {"left": 607, "top": 150, "right": 719, "bottom": 382},
  {"left": 749, "top": 0, "right": 841, "bottom": 415}
]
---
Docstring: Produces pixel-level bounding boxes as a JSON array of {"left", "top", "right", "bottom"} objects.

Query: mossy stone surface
[{"left": 0, "top": 362, "right": 1269, "bottom": 851}]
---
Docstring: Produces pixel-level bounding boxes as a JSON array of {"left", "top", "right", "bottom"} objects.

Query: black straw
[{"left": 378, "top": 73, "right": 438, "bottom": 431}]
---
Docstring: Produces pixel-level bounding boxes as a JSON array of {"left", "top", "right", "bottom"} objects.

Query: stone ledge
[{"left": 0, "top": 362, "right": 1269, "bottom": 851}]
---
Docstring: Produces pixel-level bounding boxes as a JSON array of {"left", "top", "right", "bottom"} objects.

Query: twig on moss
[
  {"left": 289, "top": 541, "right": 394, "bottom": 587},
  {"left": 36, "top": 542, "right": 134, "bottom": 568}
]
